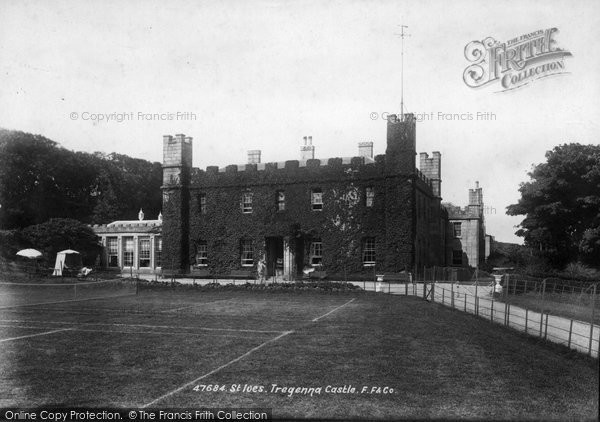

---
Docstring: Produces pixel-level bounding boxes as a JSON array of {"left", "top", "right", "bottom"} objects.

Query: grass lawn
[
  {"left": 500, "top": 291, "right": 600, "bottom": 325},
  {"left": 0, "top": 286, "right": 597, "bottom": 420}
]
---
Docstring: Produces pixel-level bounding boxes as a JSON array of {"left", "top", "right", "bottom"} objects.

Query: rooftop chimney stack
[
  {"left": 358, "top": 142, "right": 374, "bottom": 159},
  {"left": 247, "top": 150, "right": 261, "bottom": 164},
  {"left": 468, "top": 181, "right": 484, "bottom": 216},
  {"left": 469, "top": 181, "right": 483, "bottom": 205},
  {"left": 301, "top": 135, "right": 315, "bottom": 160}
]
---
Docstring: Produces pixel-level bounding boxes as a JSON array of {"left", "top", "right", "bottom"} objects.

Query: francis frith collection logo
[{"left": 463, "top": 28, "right": 572, "bottom": 91}]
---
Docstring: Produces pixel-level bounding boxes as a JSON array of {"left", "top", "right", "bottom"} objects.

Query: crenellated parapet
[
  {"left": 190, "top": 155, "right": 389, "bottom": 188},
  {"left": 415, "top": 168, "right": 433, "bottom": 191}
]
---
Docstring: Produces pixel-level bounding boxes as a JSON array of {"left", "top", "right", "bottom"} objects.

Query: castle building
[
  {"left": 161, "top": 114, "right": 446, "bottom": 279},
  {"left": 93, "top": 114, "right": 490, "bottom": 276}
]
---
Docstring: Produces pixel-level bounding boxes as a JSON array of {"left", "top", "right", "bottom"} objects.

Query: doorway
[{"left": 265, "top": 237, "right": 283, "bottom": 277}]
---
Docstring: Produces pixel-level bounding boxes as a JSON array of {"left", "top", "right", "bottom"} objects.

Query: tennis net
[{"left": 0, "top": 279, "right": 137, "bottom": 307}]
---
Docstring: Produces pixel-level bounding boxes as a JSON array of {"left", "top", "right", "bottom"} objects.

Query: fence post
[
  {"left": 568, "top": 319, "right": 573, "bottom": 349},
  {"left": 431, "top": 283, "right": 435, "bottom": 302},
  {"left": 513, "top": 277, "right": 517, "bottom": 296},
  {"left": 405, "top": 282, "right": 408, "bottom": 296},
  {"left": 524, "top": 279, "right": 528, "bottom": 294},
  {"left": 544, "top": 312, "right": 549, "bottom": 340},
  {"left": 525, "top": 308, "right": 528, "bottom": 333},
  {"left": 451, "top": 282, "right": 455, "bottom": 309},
  {"left": 464, "top": 293, "right": 467, "bottom": 312},
  {"left": 540, "top": 280, "right": 547, "bottom": 335},
  {"left": 442, "top": 288, "right": 445, "bottom": 305},
  {"left": 507, "top": 303, "right": 511, "bottom": 327},
  {"left": 476, "top": 296, "right": 479, "bottom": 316},
  {"left": 504, "top": 302, "right": 508, "bottom": 326},
  {"left": 490, "top": 299, "right": 494, "bottom": 322},
  {"left": 588, "top": 284, "right": 597, "bottom": 356}
]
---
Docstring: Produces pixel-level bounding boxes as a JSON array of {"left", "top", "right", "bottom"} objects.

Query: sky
[{"left": 1, "top": 0, "right": 599, "bottom": 244}]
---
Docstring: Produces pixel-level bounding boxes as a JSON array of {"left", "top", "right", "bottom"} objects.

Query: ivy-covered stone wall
[
  {"left": 186, "top": 157, "right": 415, "bottom": 277},
  {"left": 161, "top": 114, "right": 448, "bottom": 277}
]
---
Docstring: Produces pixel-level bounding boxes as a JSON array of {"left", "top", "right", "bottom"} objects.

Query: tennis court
[{"left": 0, "top": 280, "right": 597, "bottom": 420}]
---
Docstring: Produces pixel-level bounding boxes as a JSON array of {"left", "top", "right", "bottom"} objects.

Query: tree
[
  {"left": 91, "top": 152, "right": 162, "bottom": 223},
  {"left": 0, "top": 129, "right": 163, "bottom": 229},
  {"left": 21, "top": 218, "right": 101, "bottom": 266},
  {"left": 507, "top": 143, "right": 600, "bottom": 267}
]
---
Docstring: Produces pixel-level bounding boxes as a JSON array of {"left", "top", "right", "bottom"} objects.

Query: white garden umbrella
[
  {"left": 16, "top": 248, "right": 43, "bottom": 277},
  {"left": 16, "top": 248, "right": 42, "bottom": 259},
  {"left": 58, "top": 249, "right": 80, "bottom": 255}
]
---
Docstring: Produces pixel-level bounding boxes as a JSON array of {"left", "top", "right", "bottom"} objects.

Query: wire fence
[
  {"left": 356, "top": 278, "right": 599, "bottom": 358},
  {"left": 426, "top": 283, "right": 599, "bottom": 357},
  {"left": 0, "top": 278, "right": 138, "bottom": 308}
]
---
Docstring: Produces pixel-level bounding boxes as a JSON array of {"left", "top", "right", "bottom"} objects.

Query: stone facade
[
  {"left": 444, "top": 182, "right": 487, "bottom": 268},
  {"left": 161, "top": 114, "right": 449, "bottom": 279},
  {"left": 92, "top": 209, "right": 163, "bottom": 274},
  {"left": 92, "top": 116, "right": 489, "bottom": 275}
]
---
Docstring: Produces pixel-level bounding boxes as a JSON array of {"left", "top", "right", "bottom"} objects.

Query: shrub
[{"left": 562, "top": 262, "right": 600, "bottom": 280}]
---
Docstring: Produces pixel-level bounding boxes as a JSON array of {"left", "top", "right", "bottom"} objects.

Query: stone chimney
[
  {"left": 138, "top": 208, "right": 144, "bottom": 221},
  {"left": 301, "top": 136, "right": 315, "bottom": 160},
  {"left": 358, "top": 142, "right": 374, "bottom": 159},
  {"left": 468, "top": 181, "right": 484, "bottom": 216},
  {"left": 247, "top": 150, "right": 261, "bottom": 164}
]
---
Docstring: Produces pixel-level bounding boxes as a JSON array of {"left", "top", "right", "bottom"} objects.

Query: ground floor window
[
  {"left": 362, "top": 237, "right": 376, "bottom": 266},
  {"left": 107, "top": 237, "right": 118, "bottom": 267},
  {"left": 123, "top": 237, "right": 134, "bottom": 267},
  {"left": 195, "top": 241, "right": 208, "bottom": 266},
  {"left": 309, "top": 240, "right": 322, "bottom": 266},
  {"left": 241, "top": 239, "right": 253, "bottom": 266},
  {"left": 139, "top": 237, "right": 150, "bottom": 267},
  {"left": 155, "top": 237, "right": 162, "bottom": 268}
]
